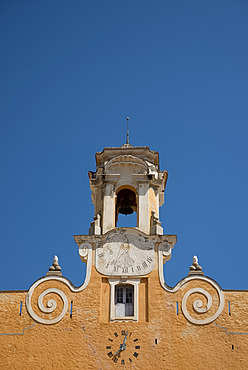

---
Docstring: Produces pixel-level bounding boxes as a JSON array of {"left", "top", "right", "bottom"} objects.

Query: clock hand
[
  {"left": 113, "top": 348, "right": 121, "bottom": 357},
  {"left": 113, "top": 331, "right": 129, "bottom": 357},
  {"left": 119, "top": 331, "right": 128, "bottom": 351}
]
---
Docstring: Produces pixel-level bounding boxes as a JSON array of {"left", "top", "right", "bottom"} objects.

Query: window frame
[{"left": 109, "top": 278, "right": 140, "bottom": 322}]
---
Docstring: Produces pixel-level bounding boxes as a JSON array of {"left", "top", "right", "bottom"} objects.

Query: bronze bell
[{"left": 116, "top": 189, "right": 136, "bottom": 215}]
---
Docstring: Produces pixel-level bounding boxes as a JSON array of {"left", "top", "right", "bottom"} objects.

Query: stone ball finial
[
  {"left": 192, "top": 255, "right": 198, "bottom": 264},
  {"left": 47, "top": 255, "right": 62, "bottom": 276},
  {"left": 189, "top": 255, "right": 204, "bottom": 275}
]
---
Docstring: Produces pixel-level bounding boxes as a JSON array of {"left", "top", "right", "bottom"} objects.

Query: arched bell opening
[{"left": 115, "top": 187, "right": 137, "bottom": 227}]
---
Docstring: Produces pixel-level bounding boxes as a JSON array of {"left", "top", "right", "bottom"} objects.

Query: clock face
[
  {"left": 95, "top": 230, "right": 154, "bottom": 276},
  {"left": 106, "top": 330, "right": 140, "bottom": 365}
]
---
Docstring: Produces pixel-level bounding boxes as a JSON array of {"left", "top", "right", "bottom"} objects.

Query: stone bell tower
[
  {"left": 3, "top": 139, "right": 245, "bottom": 370},
  {"left": 80, "top": 142, "right": 177, "bottom": 323},
  {"left": 88, "top": 144, "right": 167, "bottom": 235}
]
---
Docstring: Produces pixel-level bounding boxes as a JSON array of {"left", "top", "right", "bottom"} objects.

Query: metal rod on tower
[{"left": 126, "top": 117, "right": 129, "bottom": 144}]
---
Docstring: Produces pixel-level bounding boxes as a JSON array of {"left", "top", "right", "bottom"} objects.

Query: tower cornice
[{"left": 95, "top": 146, "right": 160, "bottom": 169}]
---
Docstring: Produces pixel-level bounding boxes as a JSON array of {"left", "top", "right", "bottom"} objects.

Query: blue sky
[{"left": 0, "top": 0, "right": 248, "bottom": 290}]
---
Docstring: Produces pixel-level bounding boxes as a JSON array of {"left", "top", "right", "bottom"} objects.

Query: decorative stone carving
[
  {"left": 189, "top": 255, "right": 204, "bottom": 275},
  {"left": 150, "top": 210, "right": 163, "bottom": 235},
  {"left": 181, "top": 286, "right": 224, "bottom": 325},
  {"left": 105, "top": 154, "right": 148, "bottom": 174},
  {"left": 26, "top": 242, "right": 92, "bottom": 325},
  {"left": 89, "top": 213, "right": 101, "bottom": 235},
  {"left": 158, "top": 248, "right": 224, "bottom": 325},
  {"left": 158, "top": 239, "right": 176, "bottom": 265},
  {"left": 46, "top": 255, "right": 62, "bottom": 276}
]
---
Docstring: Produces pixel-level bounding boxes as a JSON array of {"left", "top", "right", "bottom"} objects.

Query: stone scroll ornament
[
  {"left": 26, "top": 243, "right": 92, "bottom": 325},
  {"left": 158, "top": 243, "right": 225, "bottom": 325}
]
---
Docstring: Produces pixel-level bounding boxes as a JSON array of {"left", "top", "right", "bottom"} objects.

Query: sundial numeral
[
  {"left": 108, "top": 351, "right": 113, "bottom": 358},
  {"left": 129, "top": 358, "right": 133, "bottom": 363},
  {"left": 113, "top": 357, "right": 118, "bottom": 363},
  {"left": 106, "top": 346, "right": 111, "bottom": 349},
  {"left": 105, "top": 263, "right": 110, "bottom": 268},
  {"left": 114, "top": 332, "right": 118, "bottom": 337},
  {"left": 135, "top": 345, "right": 140, "bottom": 349},
  {"left": 121, "top": 330, "right": 126, "bottom": 335},
  {"left": 133, "top": 352, "right": 139, "bottom": 358},
  {"left": 147, "top": 257, "right": 153, "bottom": 263},
  {"left": 98, "top": 253, "right": 104, "bottom": 258},
  {"left": 122, "top": 266, "right": 128, "bottom": 273},
  {"left": 129, "top": 332, "right": 132, "bottom": 337},
  {"left": 121, "top": 359, "right": 125, "bottom": 365},
  {"left": 136, "top": 265, "right": 141, "bottom": 271},
  {"left": 134, "top": 338, "right": 139, "bottom": 342},
  {"left": 108, "top": 338, "right": 113, "bottom": 342},
  {"left": 142, "top": 261, "right": 147, "bottom": 268},
  {"left": 114, "top": 265, "right": 120, "bottom": 272}
]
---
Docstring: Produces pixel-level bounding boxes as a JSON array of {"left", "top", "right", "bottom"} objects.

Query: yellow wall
[{"left": 1, "top": 261, "right": 248, "bottom": 369}]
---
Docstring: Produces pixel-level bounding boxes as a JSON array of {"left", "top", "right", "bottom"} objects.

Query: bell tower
[
  {"left": 88, "top": 144, "right": 167, "bottom": 235},
  {"left": 4, "top": 135, "right": 238, "bottom": 369},
  {"left": 81, "top": 142, "right": 176, "bottom": 324}
]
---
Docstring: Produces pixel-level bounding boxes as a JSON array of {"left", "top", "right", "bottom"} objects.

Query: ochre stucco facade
[
  {"left": 1, "top": 265, "right": 248, "bottom": 369},
  {"left": 1, "top": 145, "right": 248, "bottom": 369}
]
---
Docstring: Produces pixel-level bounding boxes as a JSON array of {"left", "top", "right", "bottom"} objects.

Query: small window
[
  {"left": 115, "top": 285, "right": 134, "bottom": 317},
  {"left": 109, "top": 278, "right": 140, "bottom": 321}
]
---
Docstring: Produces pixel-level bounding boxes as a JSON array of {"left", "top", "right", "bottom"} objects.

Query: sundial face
[{"left": 95, "top": 229, "right": 155, "bottom": 276}]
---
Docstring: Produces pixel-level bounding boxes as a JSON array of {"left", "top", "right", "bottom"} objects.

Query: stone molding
[
  {"left": 26, "top": 242, "right": 92, "bottom": 325},
  {"left": 158, "top": 244, "right": 225, "bottom": 325},
  {"left": 105, "top": 155, "right": 147, "bottom": 173}
]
